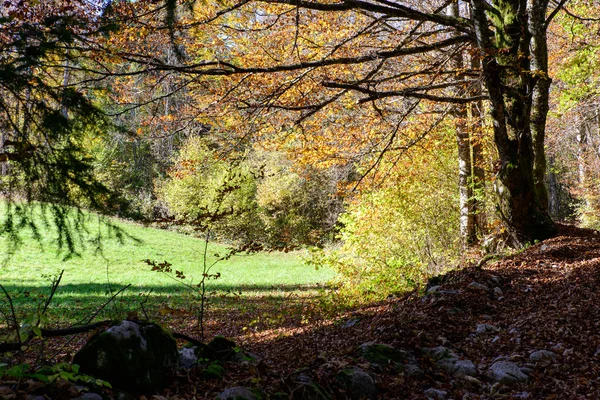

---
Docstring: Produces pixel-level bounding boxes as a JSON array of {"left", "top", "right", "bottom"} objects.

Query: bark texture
[{"left": 471, "top": 0, "right": 556, "bottom": 243}]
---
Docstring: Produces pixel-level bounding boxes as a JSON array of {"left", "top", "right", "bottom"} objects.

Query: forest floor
[{"left": 6, "top": 224, "right": 600, "bottom": 399}]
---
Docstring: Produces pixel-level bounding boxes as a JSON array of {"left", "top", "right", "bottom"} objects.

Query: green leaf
[{"left": 32, "top": 326, "right": 42, "bottom": 337}]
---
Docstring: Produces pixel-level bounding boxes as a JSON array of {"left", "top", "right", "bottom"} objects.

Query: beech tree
[
  {"left": 131, "top": 0, "right": 566, "bottom": 243},
  {"left": 2, "top": 0, "right": 569, "bottom": 244}
]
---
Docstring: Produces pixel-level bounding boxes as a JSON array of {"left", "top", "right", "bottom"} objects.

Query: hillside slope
[{"left": 235, "top": 224, "right": 600, "bottom": 399}]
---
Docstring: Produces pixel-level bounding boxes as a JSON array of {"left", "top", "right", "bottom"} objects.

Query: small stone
[
  {"left": 540, "top": 244, "right": 548, "bottom": 251},
  {"left": 551, "top": 343, "right": 564, "bottom": 353},
  {"left": 424, "top": 388, "right": 448, "bottom": 400},
  {"left": 475, "top": 324, "right": 499, "bottom": 335},
  {"left": 488, "top": 361, "right": 528, "bottom": 385},
  {"left": 492, "top": 336, "right": 501, "bottom": 343},
  {"left": 529, "top": 350, "right": 558, "bottom": 363},
  {"left": 494, "top": 287, "right": 503, "bottom": 296},
  {"left": 563, "top": 348, "right": 574, "bottom": 357},
  {"left": 462, "top": 375, "right": 483, "bottom": 387},
  {"left": 342, "top": 318, "right": 361, "bottom": 328},
  {"left": 217, "top": 387, "right": 259, "bottom": 400},
  {"left": 468, "top": 282, "right": 490, "bottom": 292},
  {"left": 513, "top": 392, "right": 530, "bottom": 399},
  {"left": 427, "top": 285, "right": 442, "bottom": 294}
]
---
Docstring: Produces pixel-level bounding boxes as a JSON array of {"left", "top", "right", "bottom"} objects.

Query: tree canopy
[{"left": 1, "top": 0, "right": 585, "bottom": 246}]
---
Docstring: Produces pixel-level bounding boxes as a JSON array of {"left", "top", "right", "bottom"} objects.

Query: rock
[
  {"left": 529, "top": 350, "right": 558, "bottom": 363},
  {"left": 452, "top": 360, "right": 478, "bottom": 379},
  {"left": 494, "top": 287, "right": 503, "bottom": 296},
  {"left": 475, "top": 324, "right": 499, "bottom": 335},
  {"left": 337, "top": 367, "right": 378, "bottom": 400},
  {"left": 73, "top": 320, "right": 178, "bottom": 393},
  {"left": 73, "top": 394, "right": 103, "bottom": 400},
  {"left": 487, "top": 361, "right": 528, "bottom": 385},
  {"left": 427, "top": 285, "right": 442, "bottom": 294},
  {"left": 342, "top": 318, "right": 361, "bottom": 328},
  {"left": 179, "top": 346, "right": 198, "bottom": 369},
  {"left": 424, "top": 388, "right": 448, "bottom": 400},
  {"left": 216, "top": 387, "right": 260, "bottom": 400},
  {"left": 208, "top": 336, "right": 238, "bottom": 361},
  {"left": 512, "top": 392, "right": 530, "bottom": 399},
  {"left": 563, "top": 348, "right": 574, "bottom": 357},
  {"left": 291, "top": 380, "right": 332, "bottom": 400},
  {"left": 357, "top": 342, "right": 420, "bottom": 375},
  {"left": 468, "top": 282, "right": 490, "bottom": 292},
  {"left": 424, "top": 347, "right": 477, "bottom": 378}
]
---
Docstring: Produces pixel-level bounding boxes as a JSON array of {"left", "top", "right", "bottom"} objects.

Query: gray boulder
[
  {"left": 529, "top": 350, "right": 558, "bottom": 363},
  {"left": 73, "top": 320, "right": 178, "bottom": 393},
  {"left": 424, "top": 388, "right": 448, "bottom": 400},
  {"left": 216, "top": 387, "right": 260, "bottom": 400},
  {"left": 487, "top": 361, "right": 528, "bottom": 385},
  {"left": 424, "top": 347, "right": 477, "bottom": 379},
  {"left": 337, "top": 367, "right": 378, "bottom": 400},
  {"left": 179, "top": 346, "right": 199, "bottom": 369}
]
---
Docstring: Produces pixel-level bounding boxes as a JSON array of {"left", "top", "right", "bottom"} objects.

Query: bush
[{"left": 307, "top": 131, "right": 461, "bottom": 301}]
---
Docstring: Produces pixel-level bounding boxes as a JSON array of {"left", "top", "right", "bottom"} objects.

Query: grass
[{"left": 0, "top": 205, "right": 336, "bottom": 326}]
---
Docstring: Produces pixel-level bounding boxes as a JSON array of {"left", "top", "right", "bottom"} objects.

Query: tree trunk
[
  {"left": 471, "top": 0, "right": 556, "bottom": 243},
  {"left": 468, "top": 31, "right": 487, "bottom": 238},
  {"left": 449, "top": 0, "right": 477, "bottom": 245},
  {"left": 528, "top": 0, "right": 551, "bottom": 211}
]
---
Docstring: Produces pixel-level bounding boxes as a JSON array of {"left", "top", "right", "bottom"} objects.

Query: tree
[
  {"left": 134, "top": 0, "right": 566, "bottom": 243},
  {"left": 0, "top": 1, "right": 123, "bottom": 252}
]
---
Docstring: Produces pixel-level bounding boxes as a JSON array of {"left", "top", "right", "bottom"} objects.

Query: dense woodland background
[{"left": 1, "top": 0, "right": 600, "bottom": 301}]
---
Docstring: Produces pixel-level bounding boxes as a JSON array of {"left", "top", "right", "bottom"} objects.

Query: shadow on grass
[{"left": 0, "top": 281, "right": 331, "bottom": 326}]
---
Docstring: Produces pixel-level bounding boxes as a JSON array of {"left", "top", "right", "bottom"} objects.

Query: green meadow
[{"left": 0, "top": 207, "right": 336, "bottom": 325}]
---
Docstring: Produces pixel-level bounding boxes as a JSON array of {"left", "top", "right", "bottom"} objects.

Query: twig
[
  {"left": 84, "top": 284, "right": 131, "bottom": 325},
  {"left": 0, "top": 284, "right": 21, "bottom": 345},
  {"left": 0, "top": 320, "right": 113, "bottom": 353},
  {"left": 41, "top": 270, "right": 64, "bottom": 315},
  {"left": 41, "top": 320, "right": 111, "bottom": 337}
]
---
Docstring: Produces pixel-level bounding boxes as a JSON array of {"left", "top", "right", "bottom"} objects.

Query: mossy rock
[
  {"left": 208, "top": 336, "right": 237, "bottom": 360},
  {"left": 357, "top": 342, "right": 420, "bottom": 374},
  {"left": 73, "top": 320, "right": 178, "bottom": 393},
  {"left": 203, "top": 362, "right": 226, "bottom": 380}
]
